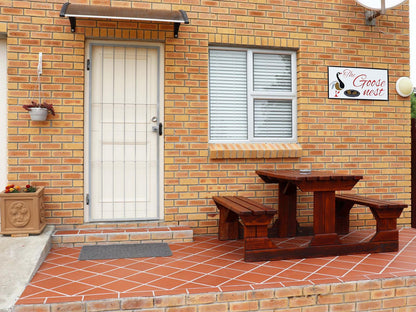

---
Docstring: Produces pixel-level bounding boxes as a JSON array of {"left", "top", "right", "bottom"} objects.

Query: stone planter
[{"left": 0, "top": 186, "right": 46, "bottom": 235}]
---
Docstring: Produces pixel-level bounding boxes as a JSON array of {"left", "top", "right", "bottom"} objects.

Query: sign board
[{"left": 328, "top": 66, "right": 388, "bottom": 100}]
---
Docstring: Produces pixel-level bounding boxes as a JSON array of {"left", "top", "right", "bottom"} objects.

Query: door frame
[{"left": 83, "top": 39, "right": 164, "bottom": 223}]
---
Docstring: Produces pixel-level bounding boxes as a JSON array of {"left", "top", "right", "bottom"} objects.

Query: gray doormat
[{"left": 78, "top": 243, "right": 172, "bottom": 260}]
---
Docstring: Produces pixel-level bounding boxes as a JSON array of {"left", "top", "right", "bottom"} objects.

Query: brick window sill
[{"left": 208, "top": 143, "right": 303, "bottom": 159}]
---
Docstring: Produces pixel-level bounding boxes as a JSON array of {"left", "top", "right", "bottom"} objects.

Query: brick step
[{"left": 52, "top": 226, "right": 193, "bottom": 248}]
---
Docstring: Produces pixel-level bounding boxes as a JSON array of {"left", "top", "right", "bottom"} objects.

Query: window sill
[{"left": 208, "top": 143, "right": 303, "bottom": 159}]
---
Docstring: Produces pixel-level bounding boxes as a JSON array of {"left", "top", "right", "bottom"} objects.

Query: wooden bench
[
  {"left": 212, "top": 196, "right": 277, "bottom": 260},
  {"left": 335, "top": 194, "right": 407, "bottom": 243}
]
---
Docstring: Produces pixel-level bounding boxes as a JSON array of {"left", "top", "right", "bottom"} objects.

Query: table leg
[
  {"left": 335, "top": 199, "right": 355, "bottom": 235},
  {"left": 310, "top": 191, "right": 341, "bottom": 246},
  {"left": 278, "top": 181, "right": 297, "bottom": 237}
]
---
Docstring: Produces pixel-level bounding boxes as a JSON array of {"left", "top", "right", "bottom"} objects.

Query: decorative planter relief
[{"left": 0, "top": 186, "right": 46, "bottom": 235}]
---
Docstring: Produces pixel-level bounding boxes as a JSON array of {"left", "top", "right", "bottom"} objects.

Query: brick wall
[{"left": 1, "top": 0, "right": 411, "bottom": 233}]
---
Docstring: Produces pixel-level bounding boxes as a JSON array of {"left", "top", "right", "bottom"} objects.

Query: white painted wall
[
  {"left": 0, "top": 39, "right": 7, "bottom": 188},
  {"left": 410, "top": 0, "right": 415, "bottom": 85}
]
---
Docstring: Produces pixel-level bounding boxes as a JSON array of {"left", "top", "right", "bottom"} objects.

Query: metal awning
[{"left": 60, "top": 3, "right": 189, "bottom": 38}]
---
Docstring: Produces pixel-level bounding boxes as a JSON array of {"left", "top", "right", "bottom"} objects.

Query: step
[{"left": 52, "top": 226, "right": 193, "bottom": 248}]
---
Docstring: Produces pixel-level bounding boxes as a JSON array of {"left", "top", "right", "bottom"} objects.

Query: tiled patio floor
[{"left": 16, "top": 228, "right": 416, "bottom": 306}]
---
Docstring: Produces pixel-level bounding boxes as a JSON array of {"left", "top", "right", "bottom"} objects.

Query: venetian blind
[
  {"left": 209, "top": 49, "right": 247, "bottom": 140},
  {"left": 254, "top": 99, "right": 293, "bottom": 138},
  {"left": 253, "top": 53, "right": 292, "bottom": 92},
  {"left": 253, "top": 53, "right": 293, "bottom": 138}
]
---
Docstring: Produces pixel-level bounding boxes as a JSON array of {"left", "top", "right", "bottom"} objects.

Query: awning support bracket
[
  {"left": 174, "top": 23, "right": 180, "bottom": 38},
  {"left": 174, "top": 10, "right": 189, "bottom": 38},
  {"left": 69, "top": 17, "right": 76, "bottom": 33}
]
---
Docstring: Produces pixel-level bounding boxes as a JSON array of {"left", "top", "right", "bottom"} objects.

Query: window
[{"left": 209, "top": 47, "right": 297, "bottom": 143}]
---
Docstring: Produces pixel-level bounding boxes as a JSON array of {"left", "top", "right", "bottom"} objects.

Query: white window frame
[{"left": 209, "top": 47, "right": 297, "bottom": 143}]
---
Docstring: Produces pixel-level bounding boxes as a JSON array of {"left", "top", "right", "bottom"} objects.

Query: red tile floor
[{"left": 16, "top": 228, "right": 416, "bottom": 306}]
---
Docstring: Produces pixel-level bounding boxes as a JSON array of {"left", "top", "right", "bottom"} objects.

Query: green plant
[
  {"left": 4, "top": 185, "right": 20, "bottom": 193},
  {"left": 411, "top": 93, "right": 416, "bottom": 119},
  {"left": 3, "top": 184, "right": 37, "bottom": 193},
  {"left": 24, "top": 184, "right": 37, "bottom": 192},
  {"left": 22, "top": 101, "right": 55, "bottom": 116}
]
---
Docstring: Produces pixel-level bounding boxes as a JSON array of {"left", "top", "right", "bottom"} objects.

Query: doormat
[{"left": 78, "top": 243, "right": 172, "bottom": 260}]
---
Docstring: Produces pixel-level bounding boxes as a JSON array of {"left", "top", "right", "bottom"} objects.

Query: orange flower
[{"left": 4, "top": 184, "right": 21, "bottom": 193}]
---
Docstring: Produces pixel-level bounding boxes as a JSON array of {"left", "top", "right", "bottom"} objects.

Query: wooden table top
[{"left": 256, "top": 169, "right": 363, "bottom": 182}]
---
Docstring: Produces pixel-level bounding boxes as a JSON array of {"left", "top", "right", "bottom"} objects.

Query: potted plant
[
  {"left": 0, "top": 184, "right": 46, "bottom": 235},
  {"left": 23, "top": 101, "right": 55, "bottom": 121}
]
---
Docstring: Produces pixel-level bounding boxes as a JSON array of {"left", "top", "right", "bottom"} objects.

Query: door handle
[{"left": 152, "top": 122, "right": 163, "bottom": 136}]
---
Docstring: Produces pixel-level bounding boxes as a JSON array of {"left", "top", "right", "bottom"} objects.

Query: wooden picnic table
[
  {"left": 256, "top": 169, "right": 363, "bottom": 245},
  {"left": 213, "top": 169, "right": 406, "bottom": 261}
]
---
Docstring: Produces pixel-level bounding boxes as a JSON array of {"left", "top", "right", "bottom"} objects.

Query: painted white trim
[
  {"left": 208, "top": 46, "right": 297, "bottom": 143},
  {"left": 0, "top": 39, "right": 7, "bottom": 188}
]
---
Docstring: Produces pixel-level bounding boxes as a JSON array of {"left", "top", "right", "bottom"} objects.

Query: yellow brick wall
[{"left": 1, "top": 0, "right": 411, "bottom": 233}]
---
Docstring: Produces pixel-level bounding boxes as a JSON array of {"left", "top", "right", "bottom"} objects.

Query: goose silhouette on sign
[
  {"left": 330, "top": 72, "right": 346, "bottom": 97},
  {"left": 335, "top": 72, "right": 345, "bottom": 90}
]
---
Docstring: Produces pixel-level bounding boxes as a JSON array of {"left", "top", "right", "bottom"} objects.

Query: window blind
[
  {"left": 209, "top": 48, "right": 296, "bottom": 142},
  {"left": 253, "top": 53, "right": 292, "bottom": 92},
  {"left": 209, "top": 49, "right": 248, "bottom": 140},
  {"left": 254, "top": 99, "right": 292, "bottom": 138}
]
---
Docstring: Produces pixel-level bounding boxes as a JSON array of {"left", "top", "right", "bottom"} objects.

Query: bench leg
[
  {"left": 335, "top": 199, "right": 354, "bottom": 235},
  {"left": 240, "top": 215, "right": 276, "bottom": 252},
  {"left": 369, "top": 207, "right": 403, "bottom": 242},
  {"left": 218, "top": 207, "right": 239, "bottom": 240}
]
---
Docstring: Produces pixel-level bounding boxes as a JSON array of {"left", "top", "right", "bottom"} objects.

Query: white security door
[{"left": 86, "top": 42, "right": 163, "bottom": 221}]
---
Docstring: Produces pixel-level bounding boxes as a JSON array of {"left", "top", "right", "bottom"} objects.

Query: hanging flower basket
[
  {"left": 28, "top": 107, "right": 48, "bottom": 121},
  {"left": 23, "top": 101, "right": 55, "bottom": 121},
  {"left": 0, "top": 185, "right": 46, "bottom": 235}
]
